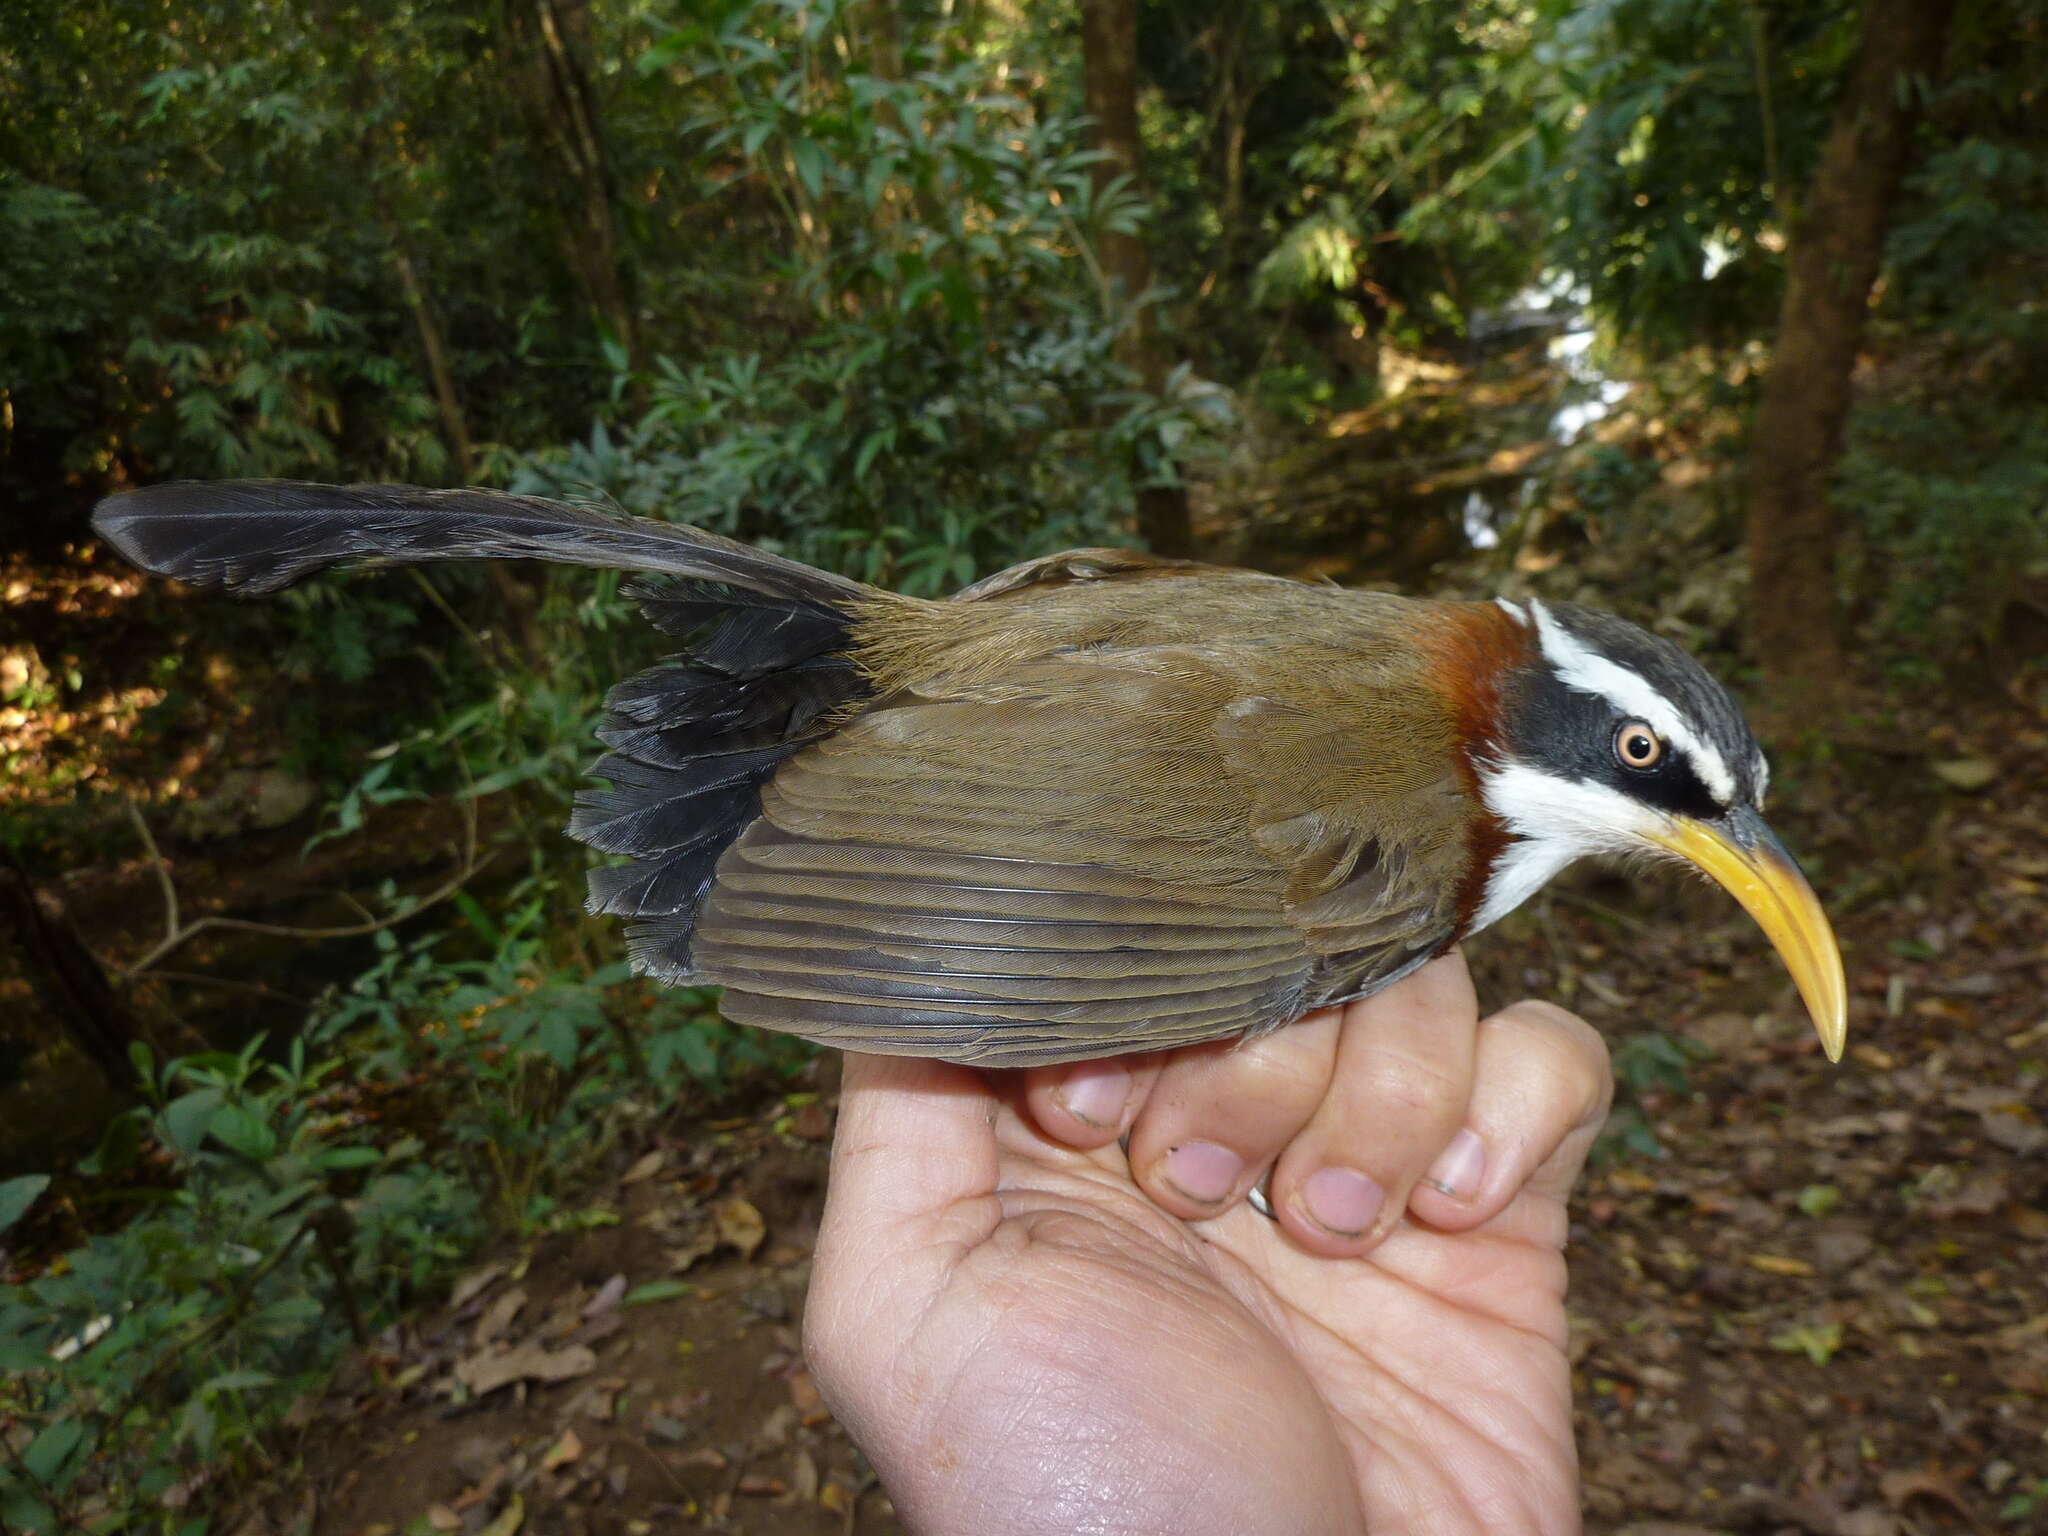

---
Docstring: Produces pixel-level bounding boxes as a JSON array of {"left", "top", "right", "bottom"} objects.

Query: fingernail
[
  {"left": 1056, "top": 1064, "right": 1130, "bottom": 1129},
  {"left": 1424, "top": 1129, "right": 1486, "bottom": 1200},
  {"left": 1302, "top": 1166, "right": 1385, "bottom": 1237},
  {"left": 1162, "top": 1141, "right": 1243, "bottom": 1205}
]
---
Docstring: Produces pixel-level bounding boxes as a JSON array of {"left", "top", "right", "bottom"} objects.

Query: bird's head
[{"left": 1465, "top": 596, "right": 1847, "bottom": 1062}]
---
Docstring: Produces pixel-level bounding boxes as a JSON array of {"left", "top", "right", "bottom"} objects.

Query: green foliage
[
  {"left": 1841, "top": 377, "right": 2048, "bottom": 655},
  {"left": 512, "top": 0, "right": 1221, "bottom": 586},
  {"left": 0, "top": 0, "right": 620, "bottom": 496},
  {"left": 1136, "top": 0, "right": 1550, "bottom": 365},
  {"left": 0, "top": 1176, "right": 50, "bottom": 1237},
  {"left": 2002, "top": 1475, "right": 2048, "bottom": 1525},
  {"left": 0, "top": 1037, "right": 466, "bottom": 1530},
  {"left": 1565, "top": 444, "right": 1663, "bottom": 523},
  {"left": 1528, "top": 0, "right": 1854, "bottom": 351},
  {"left": 308, "top": 891, "right": 807, "bottom": 1234},
  {"left": 1594, "top": 1029, "right": 1713, "bottom": 1163}
]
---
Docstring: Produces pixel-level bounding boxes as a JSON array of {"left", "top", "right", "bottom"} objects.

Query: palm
[{"left": 808, "top": 1048, "right": 1596, "bottom": 1536}]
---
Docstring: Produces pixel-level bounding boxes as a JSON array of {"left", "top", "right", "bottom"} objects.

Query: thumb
[
  {"left": 823, "top": 1051, "right": 1003, "bottom": 1237},
  {"left": 808, "top": 1052, "right": 1003, "bottom": 1408}
]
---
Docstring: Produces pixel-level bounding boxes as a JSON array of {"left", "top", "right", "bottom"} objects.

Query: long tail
[
  {"left": 90, "top": 479, "right": 871, "bottom": 608},
  {"left": 93, "top": 479, "right": 877, "bottom": 986}
]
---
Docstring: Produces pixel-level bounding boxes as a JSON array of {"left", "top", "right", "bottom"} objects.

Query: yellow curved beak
[{"left": 1643, "top": 808, "right": 1848, "bottom": 1063}]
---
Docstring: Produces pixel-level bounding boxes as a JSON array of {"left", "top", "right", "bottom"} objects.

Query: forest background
[{"left": 1, "top": 1, "right": 2045, "bottom": 1532}]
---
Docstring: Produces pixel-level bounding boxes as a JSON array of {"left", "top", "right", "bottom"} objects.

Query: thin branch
[
  {"left": 126, "top": 800, "right": 181, "bottom": 943},
  {"left": 114, "top": 791, "right": 490, "bottom": 979}
]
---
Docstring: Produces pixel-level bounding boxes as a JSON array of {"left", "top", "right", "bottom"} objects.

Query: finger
[
  {"left": 1017, "top": 1051, "right": 1166, "bottom": 1149},
  {"left": 823, "top": 1051, "right": 1001, "bottom": 1235},
  {"left": 1405, "top": 1000, "right": 1613, "bottom": 1233},
  {"left": 1268, "top": 953, "right": 1479, "bottom": 1256},
  {"left": 1123, "top": 1007, "right": 1343, "bottom": 1220}
]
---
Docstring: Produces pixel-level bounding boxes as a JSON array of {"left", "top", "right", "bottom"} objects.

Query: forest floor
[{"left": 5, "top": 461, "right": 2047, "bottom": 1533}]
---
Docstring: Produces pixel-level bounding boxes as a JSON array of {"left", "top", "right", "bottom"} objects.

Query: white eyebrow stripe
[{"left": 1527, "top": 598, "right": 1737, "bottom": 804}]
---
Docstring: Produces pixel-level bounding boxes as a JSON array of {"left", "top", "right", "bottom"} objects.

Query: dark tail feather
[
  {"left": 578, "top": 581, "right": 869, "bottom": 982},
  {"left": 90, "top": 479, "right": 871, "bottom": 609},
  {"left": 95, "top": 479, "right": 878, "bottom": 987}
]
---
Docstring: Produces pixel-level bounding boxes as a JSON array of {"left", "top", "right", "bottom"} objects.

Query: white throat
[{"left": 1468, "top": 760, "right": 1668, "bottom": 933}]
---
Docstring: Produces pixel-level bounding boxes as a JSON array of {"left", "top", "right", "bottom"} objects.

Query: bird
[{"left": 92, "top": 480, "right": 1848, "bottom": 1069}]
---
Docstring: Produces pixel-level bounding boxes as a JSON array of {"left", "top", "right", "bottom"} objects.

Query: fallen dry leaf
[
  {"left": 668, "top": 1229, "right": 719, "bottom": 1273},
  {"left": 716, "top": 1196, "right": 767, "bottom": 1260},
  {"left": 1878, "top": 1468, "right": 1974, "bottom": 1515},
  {"left": 448, "top": 1264, "right": 505, "bottom": 1311},
  {"left": 621, "top": 1149, "right": 667, "bottom": 1185},
  {"left": 789, "top": 1369, "right": 827, "bottom": 1426},
  {"left": 476, "top": 1496, "right": 524, "bottom": 1536},
  {"left": 425, "top": 1505, "right": 461, "bottom": 1532},
  {"left": 582, "top": 1273, "right": 628, "bottom": 1318},
  {"left": 541, "top": 1428, "right": 584, "bottom": 1472},
  {"left": 1914, "top": 1165, "right": 2011, "bottom": 1220},
  {"left": 1933, "top": 758, "right": 1997, "bottom": 791},
  {"left": 473, "top": 1286, "right": 527, "bottom": 1347},
  {"left": 791, "top": 1446, "right": 820, "bottom": 1503},
  {"left": 454, "top": 1342, "right": 598, "bottom": 1397},
  {"left": 1745, "top": 1254, "right": 1815, "bottom": 1277}
]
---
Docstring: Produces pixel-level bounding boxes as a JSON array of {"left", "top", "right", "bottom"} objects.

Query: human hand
[{"left": 803, "top": 953, "right": 1613, "bottom": 1535}]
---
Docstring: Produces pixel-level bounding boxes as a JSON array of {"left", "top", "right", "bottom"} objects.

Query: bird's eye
[{"left": 1614, "top": 721, "right": 1664, "bottom": 770}]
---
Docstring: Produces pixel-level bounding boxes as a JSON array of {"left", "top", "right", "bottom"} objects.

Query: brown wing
[
  {"left": 1213, "top": 691, "right": 1474, "bottom": 1009},
  {"left": 691, "top": 636, "right": 1475, "bottom": 1067}
]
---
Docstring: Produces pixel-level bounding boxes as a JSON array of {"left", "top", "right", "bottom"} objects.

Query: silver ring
[{"left": 1247, "top": 1171, "right": 1277, "bottom": 1221}]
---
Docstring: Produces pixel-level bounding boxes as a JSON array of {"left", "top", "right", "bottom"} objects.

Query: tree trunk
[
  {"left": 1079, "top": 0, "right": 1193, "bottom": 556},
  {"left": 1745, "top": 0, "right": 1954, "bottom": 725}
]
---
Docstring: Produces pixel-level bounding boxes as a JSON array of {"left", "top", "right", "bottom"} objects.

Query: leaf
[
  {"left": 0, "top": 1174, "right": 50, "bottom": 1235},
  {"left": 536, "top": 1011, "right": 581, "bottom": 1070},
  {"left": 582, "top": 1273, "right": 628, "bottom": 1318},
  {"left": 448, "top": 1263, "right": 505, "bottom": 1310},
  {"left": 0, "top": 1490, "right": 55, "bottom": 1534},
  {"left": 162, "top": 1088, "right": 225, "bottom": 1157},
  {"left": 715, "top": 1196, "right": 767, "bottom": 1260},
  {"left": 789, "top": 136, "right": 827, "bottom": 200},
  {"left": 473, "top": 1286, "right": 527, "bottom": 1346},
  {"left": 313, "top": 1145, "right": 384, "bottom": 1171},
  {"left": 1932, "top": 758, "right": 1997, "bottom": 790},
  {"left": 477, "top": 1495, "right": 525, "bottom": 1536},
  {"left": 622, "top": 1279, "right": 691, "bottom": 1308},
  {"left": 1768, "top": 1322, "right": 1844, "bottom": 1365},
  {"left": 1796, "top": 1185, "right": 1840, "bottom": 1218},
  {"left": 208, "top": 1104, "right": 278, "bottom": 1160},
  {"left": 21, "top": 1418, "right": 86, "bottom": 1484},
  {"left": 620, "top": 1149, "right": 666, "bottom": 1186},
  {"left": 453, "top": 1341, "right": 596, "bottom": 1396},
  {"left": 1746, "top": 1253, "right": 1815, "bottom": 1277},
  {"left": 541, "top": 1428, "right": 584, "bottom": 1472},
  {"left": 82, "top": 1108, "right": 146, "bottom": 1178}
]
